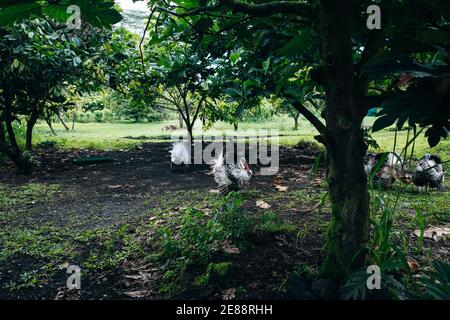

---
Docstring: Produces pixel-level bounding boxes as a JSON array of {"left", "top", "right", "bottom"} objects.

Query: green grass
[
  {"left": 33, "top": 116, "right": 449, "bottom": 165},
  {"left": 33, "top": 115, "right": 319, "bottom": 150},
  {"left": 0, "top": 222, "right": 148, "bottom": 291},
  {"left": 0, "top": 183, "right": 62, "bottom": 222}
]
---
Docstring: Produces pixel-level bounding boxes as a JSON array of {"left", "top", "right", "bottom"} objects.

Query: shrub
[
  {"left": 155, "top": 193, "right": 249, "bottom": 291},
  {"left": 94, "top": 110, "right": 104, "bottom": 123}
]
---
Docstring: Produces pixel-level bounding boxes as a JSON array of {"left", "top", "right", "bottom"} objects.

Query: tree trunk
[
  {"left": 319, "top": 0, "right": 370, "bottom": 282},
  {"left": 234, "top": 123, "right": 238, "bottom": 131},
  {"left": 45, "top": 117, "right": 57, "bottom": 136},
  {"left": 58, "top": 112, "right": 69, "bottom": 131},
  {"left": 0, "top": 121, "right": 5, "bottom": 145},
  {"left": 178, "top": 113, "right": 184, "bottom": 128},
  {"left": 72, "top": 115, "right": 76, "bottom": 130},
  {"left": 293, "top": 112, "right": 300, "bottom": 130},
  {"left": 2, "top": 110, "right": 32, "bottom": 174},
  {"left": 186, "top": 124, "right": 193, "bottom": 143},
  {"left": 26, "top": 107, "right": 39, "bottom": 151}
]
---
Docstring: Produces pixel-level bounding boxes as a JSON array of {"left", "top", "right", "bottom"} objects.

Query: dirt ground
[
  {"left": 0, "top": 142, "right": 448, "bottom": 300},
  {"left": 0, "top": 142, "right": 322, "bottom": 228}
]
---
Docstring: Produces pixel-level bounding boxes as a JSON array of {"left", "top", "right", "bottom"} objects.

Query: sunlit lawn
[{"left": 34, "top": 115, "right": 449, "bottom": 167}]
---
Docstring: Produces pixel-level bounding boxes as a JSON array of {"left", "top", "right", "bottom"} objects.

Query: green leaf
[
  {"left": 363, "top": 58, "right": 439, "bottom": 80},
  {"left": 0, "top": 0, "right": 123, "bottom": 28},
  {"left": 42, "top": 5, "right": 72, "bottom": 23},
  {"left": 262, "top": 58, "right": 270, "bottom": 74},
  {"left": 278, "top": 30, "right": 311, "bottom": 57},
  {"left": 0, "top": 0, "right": 36, "bottom": 8},
  {"left": 0, "top": 3, "right": 42, "bottom": 26},
  {"left": 372, "top": 115, "right": 396, "bottom": 132},
  {"left": 12, "top": 58, "right": 20, "bottom": 68},
  {"left": 229, "top": 50, "right": 241, "bottom": 63}
]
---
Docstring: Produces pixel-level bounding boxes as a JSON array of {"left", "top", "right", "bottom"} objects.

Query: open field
[{"left": 33, "top": 116, "right": 450, "bottom": 165}]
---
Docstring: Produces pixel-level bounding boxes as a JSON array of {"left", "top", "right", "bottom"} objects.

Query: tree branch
[
  {"left": 164, "top": 0, "right": 315, "bottom": 19},
  {"left": 220, "top": 0, "right": 315, "bottom": 19},
  {"left": 356, "top": 30, "right": 384, "bottom": 70},
  {"left": 139, "top": 6, "right": 156, "bottom": 76},
  {"left": 191, "top": 95, "right": 206, "bottom": 127},
  {"left": 291, "top": 101, "right": 326, "bottom": 134}
]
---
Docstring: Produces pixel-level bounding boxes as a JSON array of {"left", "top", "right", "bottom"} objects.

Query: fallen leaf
[
  {"left": 124, "top": 275, "right": 144, "bottom": 280},
  {"left": 54, "top": 289, "right": 66, "bottom": 300},
  {"left": 414, "top": 226, "right": 450, "bottom": 242},
  {"left": 222, "top": 288, "right": 236, "bottom": 300},
  {"left": 273, "top": 175, "right": 284, "bottom": 185},
  {"left": 256, "top": 200, "right": 271, "bottom": 209},
  {"left": 58, "top": 262, "right": 70, "bottom": 270},
  {"left": 407, "top": 260, "right": 420, "bottom": 273},
  {"left": 222, "top": 244, "right": 240, "bottom": 255},
  {"left": 213, "top": 240, "right": 240, "bottom": 254},
  {"left": 209, "top": 189, "right": 220, "bottom": 194},
  {"left": 125, "top": 290, "right": 152, "bottom": 298},
  {"left": 311, "top": 178, "right": 322, "bottom": 187},
  {"left": 274, "top": 185, "right": 288, "bottom": 192},
  {"left": 108, "top": 184, "right": 135, "bottom": 189}
]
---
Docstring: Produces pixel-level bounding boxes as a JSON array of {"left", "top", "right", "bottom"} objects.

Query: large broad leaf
[
  {"left": 372, "top": 114, "right": 397, "bottom": 132},
  {"left": 0, "top": 0, "right": 36, "bottom": 8},
  {"left": 362, "top": 58, "right": 443, "bottom": 80},
  {"left": 0, "top": 0, "right": 122, "bottom": 28},
  {"left": 278, "top": 29, "right": 312, "bottom": 57},
  {"left": 424, "top": 0, "right": 450, "bottom": 20},
  {"left": 373, "top": 77, "right": 449, "bottom": 147},
  {"left": 77, "top": 0, "right": 123, "bottom": 29},
  {"left": 0, "top": 3, "right": 42, "bottom": 26}
]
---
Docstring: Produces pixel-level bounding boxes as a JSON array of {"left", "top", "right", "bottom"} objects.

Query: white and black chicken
[
  {"left": 212, "top": 151, "right": 253, "bottom": 195},
  {"left": 364, "top": 152, "right": 403, "bottom": 188},
  {"left": 413, "top": 154, "right": 445, "bottom": 192},
  {"left": 170, "top": 141, "right": 190, "bottom": 171}
]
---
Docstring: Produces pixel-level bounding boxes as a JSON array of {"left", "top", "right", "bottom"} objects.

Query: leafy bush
[
  {"left": 340, "top": 196, "right": 409, "bottom": 300},
  {"left": 242, "top": 100, "right": 277, "bottom": 122},
  {"left": 159, "top": 193, "right": 248, "bottom": 266},
  {"left": 94, "top": 110, "right": 104, "bottom": 123},
  {"left": 75, "top": 89, "right": 168, "bottom": 123},
  {"left": 363, "top": 128, "right": 380, "bottom": 150},
  {"left": 418, "top": 260, "right": 450, "bottom": 300},
  {"left": 194, "top": 262, "right": 234, "bottom": 287},
  {"left": 154, "top": 193, "right": 249, "bottom": 293}
]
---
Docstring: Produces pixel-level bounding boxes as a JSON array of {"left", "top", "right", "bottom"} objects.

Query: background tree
[
  {"left": 145, "top": 36, "right": 219, "bottom": 140},
  {"left": 0, "top": 4, "right": 121, "bottom": 173}
]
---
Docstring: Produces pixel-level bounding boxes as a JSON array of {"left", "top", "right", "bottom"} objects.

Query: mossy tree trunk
[{"left": 319, "top": 0, "right": 370, "bottom": 281}]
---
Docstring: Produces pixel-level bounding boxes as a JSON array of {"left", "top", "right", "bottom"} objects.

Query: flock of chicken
[
  {"left": 170, "top": 141, "right": 446, "bottom": 194},
  {"left": 170, "top": 141, "right": 252, "bottom": 195},
  {"left": 364, "top": 152, "right": 446, "bottom": 192}
]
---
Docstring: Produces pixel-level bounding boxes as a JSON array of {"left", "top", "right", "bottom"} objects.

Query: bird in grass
[
  {"left": 212, "top": 151, "right": 252, "bottom": 195},
  {"left": 413, "top": 154, "right": 445, "bottom": 192},
  {"left": 170, "top": 141, "right": 190, "bottom": 171},
  {"left": 364, "top": 152, "right": 404, "bottom": 188}
]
